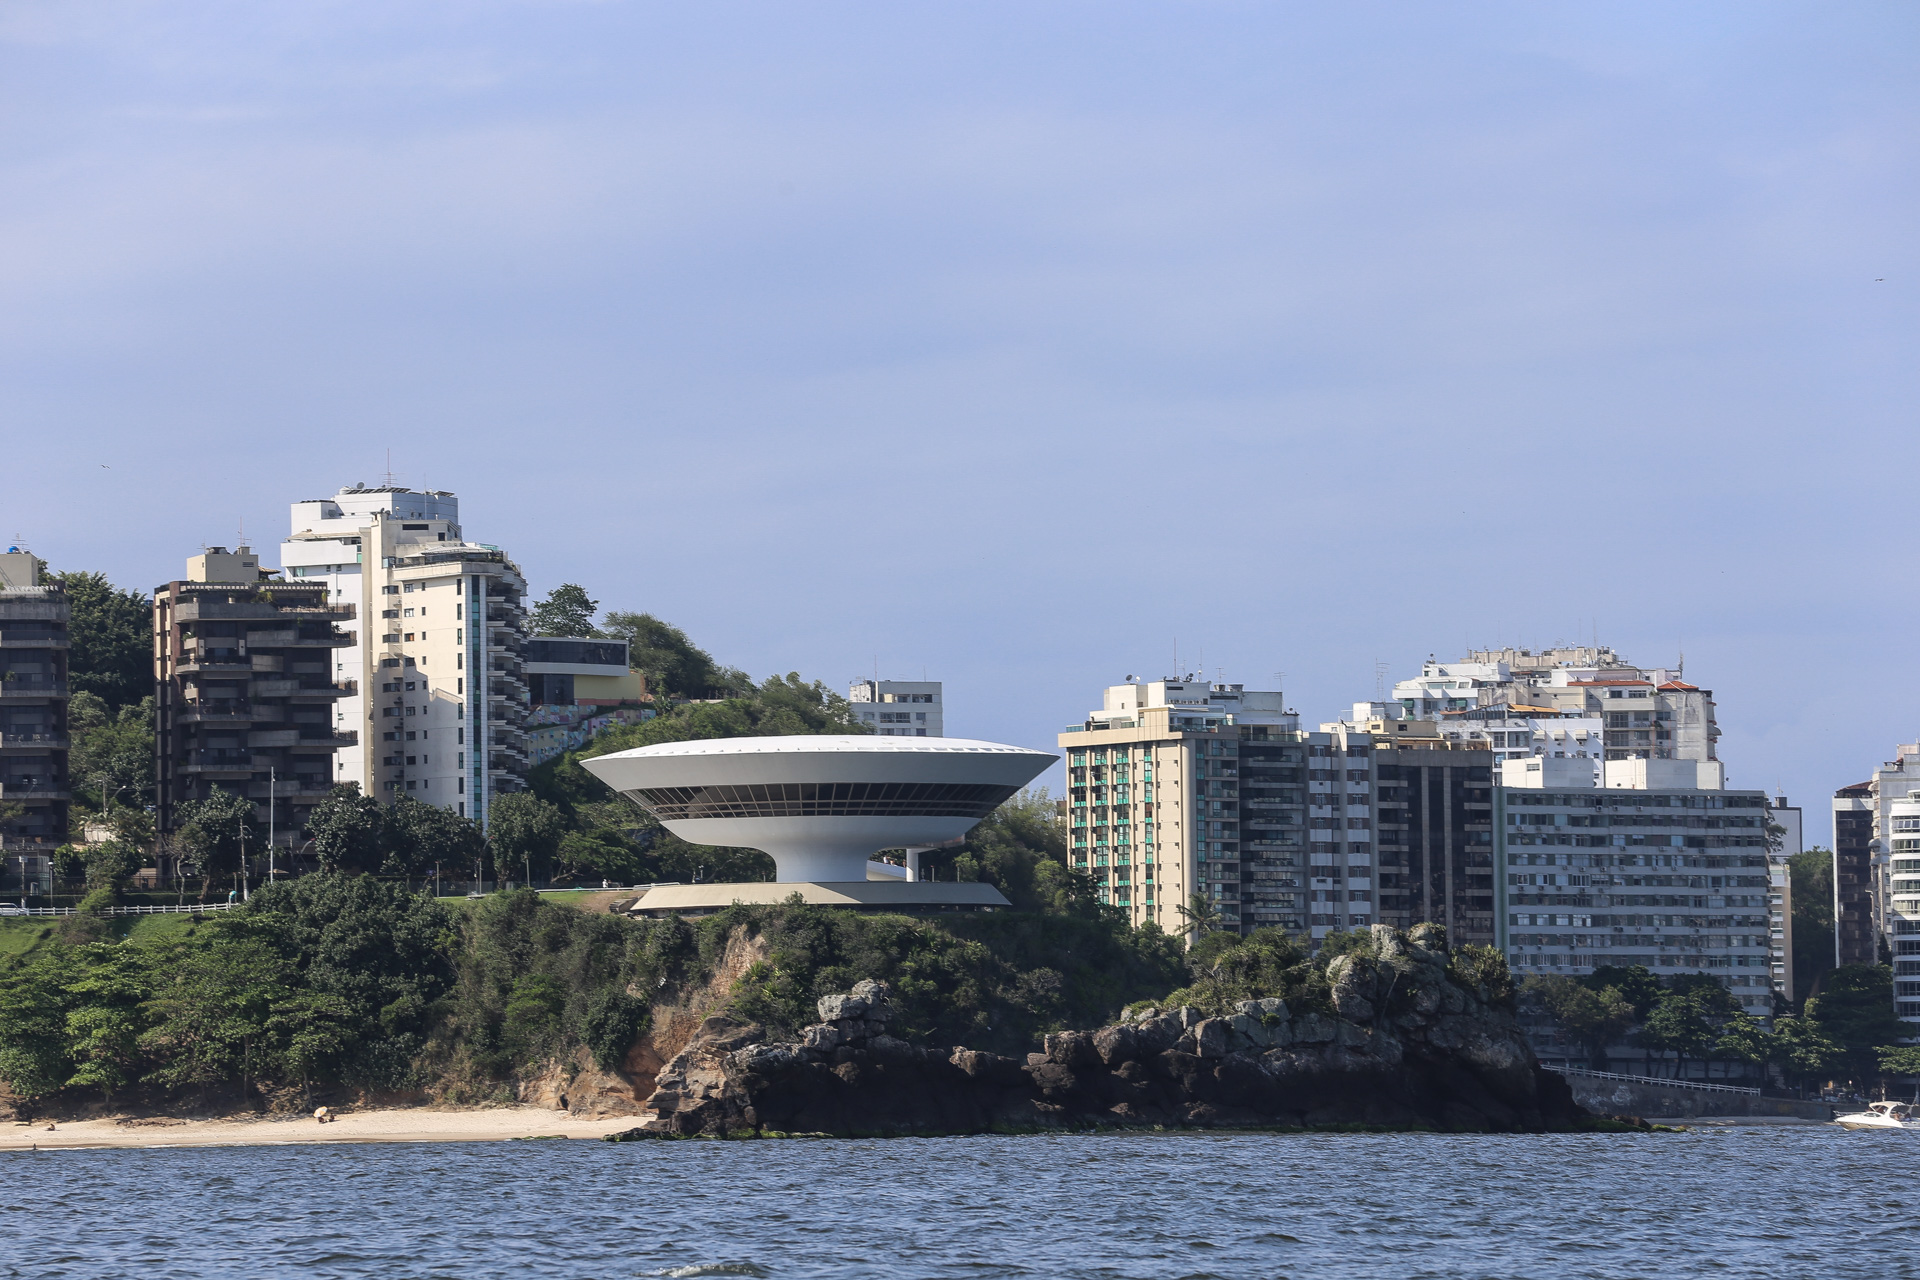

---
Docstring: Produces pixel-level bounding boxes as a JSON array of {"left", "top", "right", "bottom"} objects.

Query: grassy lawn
[{"left": 0, "top": 910, "right": 218, "bottom": 963}]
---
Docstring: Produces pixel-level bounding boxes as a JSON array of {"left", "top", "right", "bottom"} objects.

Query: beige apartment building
[
  {"left": 1061, "top": 679, "right": 1306, "bottom": 936},
  {"left": 279, "top": 485, "right": 529, "bottom": 827}
]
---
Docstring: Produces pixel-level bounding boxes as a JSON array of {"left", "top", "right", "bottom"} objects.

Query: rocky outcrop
[
  {"left": 517, "top": 924, "right": 771, "bottom": 1118},
  {"left": 609, "top": 926, "right": 1588, "bottom": 1139}
]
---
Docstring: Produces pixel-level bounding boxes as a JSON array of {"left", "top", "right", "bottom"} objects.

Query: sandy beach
[{"left": 0, "top": 1107, "right": 640, "bottom": 1151}]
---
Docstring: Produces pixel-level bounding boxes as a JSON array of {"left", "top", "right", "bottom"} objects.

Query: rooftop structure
[
  {"left": 525, "top": 636, "right": 649, "bottom": 766},
  {"left": 848, "top": 679, "right": 942, "bottom": 737},
  {"left": 1391, "top": 647, "right": 1719, "bottom": 765},
  {"left": 582, "top": 735, "right": 1053, "bottom": 900}
]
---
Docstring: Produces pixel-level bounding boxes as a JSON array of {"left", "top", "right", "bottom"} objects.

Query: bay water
[{"left": 0, "top": 1126, "right": 1901, "bottom": 1278}]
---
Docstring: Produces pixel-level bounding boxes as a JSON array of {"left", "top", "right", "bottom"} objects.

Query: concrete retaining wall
[{"left": 1558, "top": 1070, "right": 1830, "bottom": 1120}]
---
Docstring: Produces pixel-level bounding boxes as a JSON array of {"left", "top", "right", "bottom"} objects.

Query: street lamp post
[{"left": 267, "top": 767, "right": 275, "bottom": 887}]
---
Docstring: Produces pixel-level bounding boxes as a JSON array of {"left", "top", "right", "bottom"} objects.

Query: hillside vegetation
[{"left": 0, "top": 877, "right": 1190, "bottom": 1113}]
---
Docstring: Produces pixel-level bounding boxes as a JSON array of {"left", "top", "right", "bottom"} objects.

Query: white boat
[{"left": 1833, "top": 1101, "right": 1920, "bottom": 1131}]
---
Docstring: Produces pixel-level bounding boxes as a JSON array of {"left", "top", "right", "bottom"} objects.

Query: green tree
[
  {"left": 1773, "top": 1014, "right": 1841, "bottom": 1090},
  {"left": 307, "top": 784, "right": 386, "bottom": 875},
  {"left": 529, "top": 584, "right": 601, "bottom": 638},
  {"left": 930, "top": 789, "right": 1097, "bottom": 916},
  {"left": 139, "top": 933, "right": 292, "bottom": 1091},
  {"left": 1175, "top": 892, "right": 1224, "bottom": 937},
  {"left": 221, "top": 876, "right": 456, "bottom": 1089},
  {"left": 555, "top": 827, "right": 646, "bottom": 884},
  {"left": 1806, "top": 963, "right": 1904, "bottom": 1087},
  {"left": 1713, "top": 1010, "right": 1777, "bottom": 1071},
  {"left": 81, "top": 839, "right": 141, "bottom": 891},
  {"left": 486, "top": 792, "right": 566, "bottom": 886},
  {"left": 173, "top": 786, "right": 257, "bottom": 901},
  {"left": 1637, "top": 989, "right": 1719, "bottom": 1077},
  {"left": 54, "top": 571, "right": 152, "bottom": 712},
  {"left": 1529, "top": 974, "right": 1637, "bottom": 1069},
  {"left": 1790, "top": 847, "right": 1836, "bottom": 1001},
  {"left": 0, "top": 950, "right": 79, "bottom": 1098},
  {"left": 67, "top": 691, "right": 157, "bottom": 810},
  {"left": 599, "top": 612, "right": 729, "bottom": 700},
  {"left": 1583, "top": 964, "right": 1664, "bottom": 1021},
  {"left": 1877, "top": 1045, "right": 1920, "bottom": 1098},
  {"left": 60, "top": 945, "right": 153, "bottom": 1095},
  {"left": 385, "top": 796, "right": 485, "bottom": 880}
]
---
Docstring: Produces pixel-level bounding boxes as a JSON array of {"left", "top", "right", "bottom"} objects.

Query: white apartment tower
[
  {"left": 849, "top": 680, "right": 942, "bottom": 736},
  {"left": 278, "top": 485, "right": 530, "bottom": 827}
]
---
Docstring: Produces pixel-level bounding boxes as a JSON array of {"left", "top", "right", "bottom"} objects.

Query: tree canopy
[
  {"left": 1805, "top": 963, "right": 1903, "bottom": 1085},
  {"left": 173, "top": 787, "right": 258, "bottom": 901},
  {"left": 1790, "top": 847, "right": 1835, "bottom": 1001},
  {"left": 529, "top": 583, "right": 601, "bottom": 638},
  {"left": 54, "top": 571, "right": 152, "bottom": 713},
  {"left": 68, "top": 692, "right": 156, "bottom": 811},
  {"left": 600, "top": 611, "right": 737, "bottom": 700}
]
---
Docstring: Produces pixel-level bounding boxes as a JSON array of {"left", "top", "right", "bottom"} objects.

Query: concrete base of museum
[{"left": 623, "top": 880, "right": 1012, "bottom": 918}]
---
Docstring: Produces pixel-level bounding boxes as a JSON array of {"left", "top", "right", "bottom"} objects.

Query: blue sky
[{"left": 3, "top": 2, "right": 1915, "bottom": 829}]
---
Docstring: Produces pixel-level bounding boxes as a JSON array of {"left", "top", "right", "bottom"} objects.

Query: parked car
[{"left": 0, "top": 903, "right": 29, "bottom": 917}]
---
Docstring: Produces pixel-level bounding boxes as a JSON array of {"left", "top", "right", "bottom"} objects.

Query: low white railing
[
  {"left": 1545, "top": 1064, "right": 1761, "bottom": 1096},
  {"left": 2, "top": 903, "right": 239, "bottom": 917}
]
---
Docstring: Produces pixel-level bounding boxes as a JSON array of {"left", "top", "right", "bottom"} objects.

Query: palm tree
[{"left": 1175, "top": 892, "right": 1222, "bottom": 936}]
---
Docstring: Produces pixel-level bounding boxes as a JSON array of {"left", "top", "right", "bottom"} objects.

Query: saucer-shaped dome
[{"left": 580, "top": 735, "right": 1056, "bottom": 882}]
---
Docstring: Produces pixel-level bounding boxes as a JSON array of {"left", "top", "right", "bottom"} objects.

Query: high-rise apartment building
[
  {"left": 1393, "top": 647, "right": 1720, "bottom": 765},
  {"left": 849, "top": 680, "right": 942, "bottom": 736},
  {"left": 1317, "top": 707, "right": 1497, "bottom": 946},
  {"left": 1887, "top": 789, "right": 1920, "bottom": 1029},
  {"left": 1832, "top": 780, "right": 1877, "bottom": 966},
  {"left": 1062, "top": 680, "right": 1304, "bottom": 935},
  {"left": 279, "top": 485, "right": 529, "bottom": 827},
  {"left": 153, "top": 548, "right": 355, "bottom": 843},
  {"left": 1498, "top": 756, "right": 1774, "bottom": 1018},
  {"left": 1765, "top": 795, "right": 1800, "bottom": 1004},
  {"left": 0, "top": 550, "right": 69, "bottom": 884}
]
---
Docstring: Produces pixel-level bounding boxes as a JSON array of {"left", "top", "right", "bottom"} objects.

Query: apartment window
[
  {"left": 403, "top": 608, "right": 415, "bottom": 618},
  {"left": 382, "top": 585, "right": 399, "bottom": 595}
]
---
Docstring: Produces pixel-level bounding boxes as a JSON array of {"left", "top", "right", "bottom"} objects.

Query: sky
[{"left": 3, "top": 2, "right": 1915, "bottom": 831}]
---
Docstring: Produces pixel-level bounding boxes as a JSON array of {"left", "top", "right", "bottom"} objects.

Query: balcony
[
  {"left": 0, "top": 629, "right": 68, "bottom": 649},
  {"left": 0, "top": 784, "right": 69, "bottom": 801},
  {"left": 177, "top": 651, "right": 252, "bottom": 676},
  {"left": 0, "top": 732, "right": 67, "bottom": 750},
  {"left": 177, "top": 701, "right": 257, "bottom": 724},
  {"left": 290, "top": 730, "right": 357, "bottom": 749},
  {"left": 174, "top": 599, "right": 353, "bottom": 623},
  {"left": 0, "top": 677, "right": 67, "bottom": 698},
  {"left": 180, "top": 749, "right": 255, "bottom": 773}
]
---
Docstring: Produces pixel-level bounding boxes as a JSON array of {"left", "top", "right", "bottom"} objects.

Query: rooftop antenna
[{"left": 381, "top": 449, "right": 399, "bottom": 488}]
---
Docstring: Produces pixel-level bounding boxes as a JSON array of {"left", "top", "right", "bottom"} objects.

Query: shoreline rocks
[{"left": 610, "top": 928, "right": 1588, "bottom": 1140}]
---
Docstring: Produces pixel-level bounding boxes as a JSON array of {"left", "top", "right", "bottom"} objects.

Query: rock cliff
[{"left": 610, "top": 924, "right": 1587, "bottom": 1138}]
